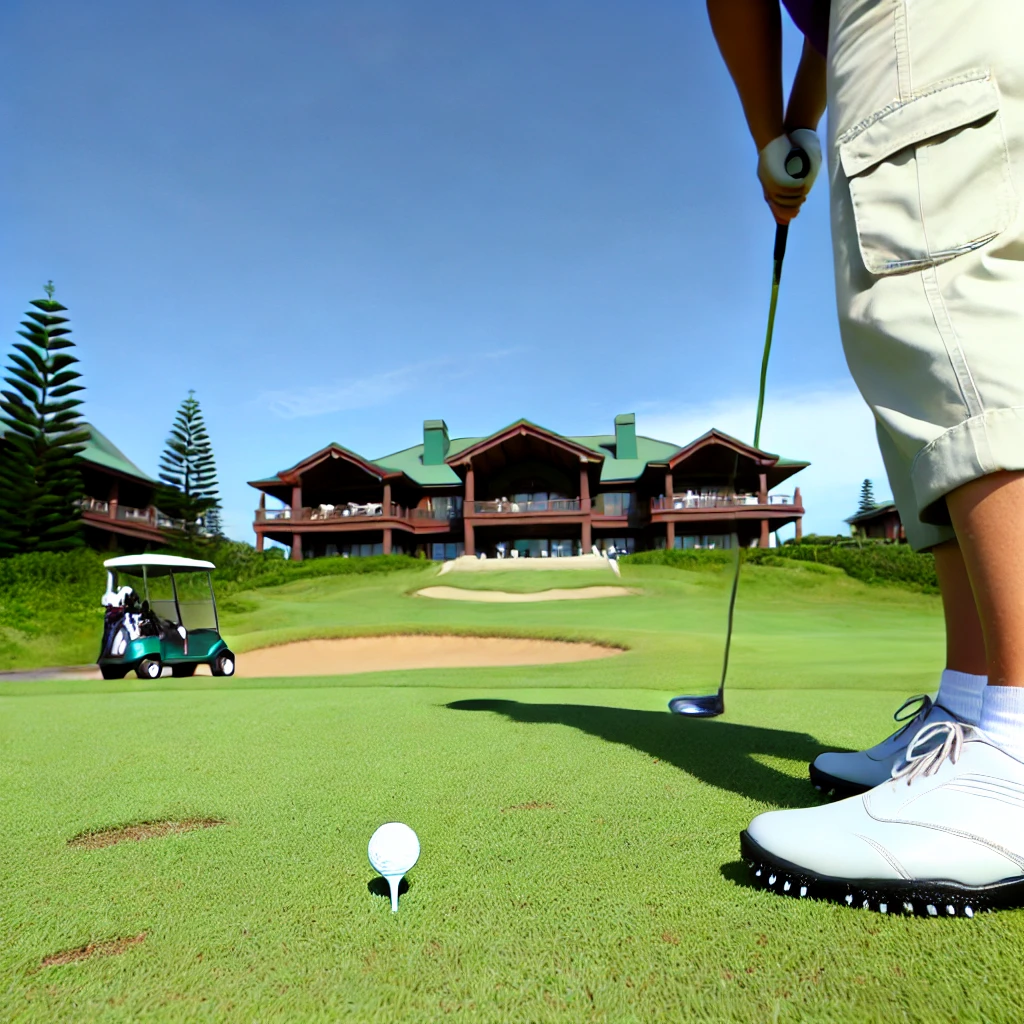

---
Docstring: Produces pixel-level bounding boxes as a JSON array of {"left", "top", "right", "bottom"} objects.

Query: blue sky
[{"left": 0, "top": 0, "right": 886, "bottom": 544}]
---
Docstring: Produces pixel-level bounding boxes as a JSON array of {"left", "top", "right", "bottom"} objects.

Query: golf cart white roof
[{"left": 103, "top": 554, "right": 216, "bottom": 575}]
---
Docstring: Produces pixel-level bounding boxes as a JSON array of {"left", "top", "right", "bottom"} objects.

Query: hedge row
[
  {"left": 622, "top": 543, "right": 938, "bottom": 593},
  {"left": 0, "top": 544, "right": 431, "bottom": 638}
]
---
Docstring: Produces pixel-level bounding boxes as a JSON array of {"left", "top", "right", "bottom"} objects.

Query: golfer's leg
[
  {"left": 932, "top": 540, "right": 986, "bottom": 677},
  {"left": 947, "top": 472, "right": 1024, "bottom": 688},
  {"left": 808, "top": 433, "right": 983, "bottom": 797},
  {"left": 743, "top": 0, "right": 1024, "bottom": 912}
]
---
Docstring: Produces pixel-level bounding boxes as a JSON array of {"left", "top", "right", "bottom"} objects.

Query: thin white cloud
[
  {"left": 259, "top": 349, "right": 522, "bottom": 419},
  {"left": 261, "top": 364, "right": 427, "bottom": 419},
  {"left": 640, "top": 384, "right": 889, "bottom": 537}
]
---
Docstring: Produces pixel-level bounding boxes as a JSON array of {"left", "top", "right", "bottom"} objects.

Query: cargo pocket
[{"left": 839, "top": 71, "right": 1017, "bottom": 275}]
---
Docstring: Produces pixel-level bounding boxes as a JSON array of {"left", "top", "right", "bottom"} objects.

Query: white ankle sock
[
  {"left": 935, "top": 669, "right": 986, "bottom": 725},
  {"left": 978, "top": 685, "right": 1024, "bottom": 761}
]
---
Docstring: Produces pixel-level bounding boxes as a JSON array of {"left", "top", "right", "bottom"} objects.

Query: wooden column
[
  {"left": 794, "top": 487, "right": 803, "bottom": 541},
  {"left": 383, "top": 478, "right": 394, "bottom": 554},
  {"left": 666, "top": 521, "right": 675, "bottom": 549},
  {"left": 664, "top": 469, "right": 674, "bottom": 501},
  {"left": 255, "top": 532, "right": 264, "bottom": 552},
  {"left": 291, "top": 482, "right": 303, "bottom": 561},
  {"left": 759, "top": 519, "right": 770, "bottom": 548},
  {"left": 758, "top": 472, "right": 768, "bottom": 505},
  {"left": 580, "top": 462, "right": 592, "bottom": 553},
  {"left": 109, "top": 479, "right": 119, "bottom": 521},
  {"left": 464, "top": 466, "right": 475, "bottom": 556}
]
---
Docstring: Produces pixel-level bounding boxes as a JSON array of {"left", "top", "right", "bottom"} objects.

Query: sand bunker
[
  {"left": 416, "top": 585, "right": 636, "bottom": 602},
  {"left": 236, "top": 635, "right": 621, "bottom": 677}
]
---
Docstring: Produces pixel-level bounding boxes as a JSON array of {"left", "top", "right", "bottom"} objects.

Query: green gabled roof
[
  {"left": 845, "top": 500, "right": 898, "bottom": 524},
  {"left": 373, "top": 436, "right": 482, "bottom": 486},
  {"left": 252, "top": 419, "right": 810, "bottom": 490},
  {"left": 566, "top": 434, "right": 682, "bottom": 482},
  {"left": 81, "top": 423, "right": 157, "bottom": 484}
]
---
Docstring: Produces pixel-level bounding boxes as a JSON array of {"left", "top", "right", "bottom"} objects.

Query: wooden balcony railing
[
  {"left": 78, "top": 497, "right": 179, "bottom": 532},
  {"left": 651, "top": 494, "right": 796, "bottom": 512},
  {"left": 78, "top": 496, "right": 110, "bottom": 515},
  {"left": 473, "top": 498, "right": 581, "bottom": 514},
  {"left": 255, "top": 503, "right": 459, "bottom": 524}
]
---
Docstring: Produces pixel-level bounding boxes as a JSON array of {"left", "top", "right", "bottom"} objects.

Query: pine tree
[
  {"left": 0, "top": 283, "right": 89, "bottom": 556},
  {"left": 157, "top": 391, "right": 222, "bottom": 537},
  {"left": 857, "top": 478, "right": 876, "bottom": 515}
]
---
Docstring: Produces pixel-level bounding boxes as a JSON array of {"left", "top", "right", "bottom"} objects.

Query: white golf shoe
[
  {"left": 743, "top": 721, "right": 1024, "bottom": 916},
  {"left": 808, "top": 695, "right": 960, "bottom": 798}
]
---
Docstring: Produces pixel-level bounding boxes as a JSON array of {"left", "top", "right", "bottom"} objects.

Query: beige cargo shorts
[{"left": 828, "top": 0, "right": 1024, "bottom": 550}]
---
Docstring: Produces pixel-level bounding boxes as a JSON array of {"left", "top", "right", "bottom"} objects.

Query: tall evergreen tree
[
  {"left": 857, "top": 478, "right": 877, "bottom": 515},
  {"left": 157, "top": 390, "right": 222, "bottom": 537},
  {"left": 0, "top": 283, "right": 89, "bottom": 556}
]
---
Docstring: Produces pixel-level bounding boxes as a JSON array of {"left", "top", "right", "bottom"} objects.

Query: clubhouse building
[
  {"left": 249, "top": 415, "right": 807, "bottom": 561},
  {"left": 1, "top": 423, "right": 181, "bottom": 552}
]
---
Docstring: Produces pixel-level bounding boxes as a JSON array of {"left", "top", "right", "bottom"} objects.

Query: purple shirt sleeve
[{"left": 781, "top": 0, "right": 828, "bottom": 55}]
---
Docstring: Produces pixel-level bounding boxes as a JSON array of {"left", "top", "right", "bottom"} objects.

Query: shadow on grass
[
  {"left": 367, "top": 876, "right": 411, "bottom": 899},
  {"left": 446, "top": 700, "right": 849, "bottom": 808}
]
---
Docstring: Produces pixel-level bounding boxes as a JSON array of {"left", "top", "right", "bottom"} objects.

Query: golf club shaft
[
  {"left": 754, "top": 223, "right": 788, "bottom": 450},
  {"left": 717, "top": 221, "right": 790, "bottom": 699}
]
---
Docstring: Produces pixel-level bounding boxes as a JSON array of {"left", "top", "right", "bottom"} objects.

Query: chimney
[
  {"left": 614, "top": 413, "right": 637, "bottom": 460},
  {"left": 423, "top": 419, "right": 450, "bottom": 465}
]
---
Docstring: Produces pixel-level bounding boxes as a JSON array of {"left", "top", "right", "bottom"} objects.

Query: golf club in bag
[{"left": 668, "top": 147, "right": 809, "bottom": 718}]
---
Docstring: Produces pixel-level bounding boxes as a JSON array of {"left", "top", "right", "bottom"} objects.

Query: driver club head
[{"left": 668, "top": 693, "right": 725, "bottom": 718}]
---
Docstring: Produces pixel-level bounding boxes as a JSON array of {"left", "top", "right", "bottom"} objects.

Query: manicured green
[
  {"left": 425, "top": 568, "right": 622, "bottom": 593},
  {"left": 3, "top": 562, "right": 1018, "bottom": 1023}
]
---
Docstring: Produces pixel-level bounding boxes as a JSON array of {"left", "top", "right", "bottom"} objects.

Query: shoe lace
[
  {"left": 891, "top": 720, "right": 967, "bottom": 786},
  {"left": 889, "top": 693, "right": 932, "bottom": 740}
]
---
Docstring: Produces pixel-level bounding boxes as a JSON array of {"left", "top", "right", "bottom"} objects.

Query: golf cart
[{"left": 97, "top": 554, "right": 235, "bottom": 680}]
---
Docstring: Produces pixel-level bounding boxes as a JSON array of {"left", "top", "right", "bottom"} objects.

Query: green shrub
[
  {"left": 765, "top": 543, "right": 937, "bottom": 592},
  {"left": 0, "top": 549, "right": 107, "bottom": 635},
  {"left": 622, "top": 544, "right": 938, "bottom": 593},
  {"left": 624, "top": 548, "right": 734, "bottom": 572}
]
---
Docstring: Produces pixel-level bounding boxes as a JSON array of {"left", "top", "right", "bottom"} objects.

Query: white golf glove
[{"left": 758, "top": 129, "right": 822, "bottom": 191}]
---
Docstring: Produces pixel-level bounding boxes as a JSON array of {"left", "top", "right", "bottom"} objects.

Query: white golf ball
[{"left": 368, "top": 822, "right": 420, "bottom": 877}]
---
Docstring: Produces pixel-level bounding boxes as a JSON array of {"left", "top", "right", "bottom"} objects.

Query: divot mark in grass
[
  {"left": 68, "top": 817, "right": 225, "bottom": 849},
  {"left": 39, "top": 933, "right": 146, "bottom": 970},
  {"left": 501, "top": 801, "right": 555, "bottom": 812}
]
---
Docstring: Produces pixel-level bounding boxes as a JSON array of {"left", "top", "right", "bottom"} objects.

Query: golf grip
[{"left": 771, "top": 147, "right": 809, "bottom": 270}]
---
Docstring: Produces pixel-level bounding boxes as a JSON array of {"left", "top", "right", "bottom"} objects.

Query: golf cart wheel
[
  {"left": 100, "top": 666, "right": 127, "bottom": 680},
  {"left": 211, "top": 650, "right": 235, "bottom": 677},
  {"left": 136, "top": 657, "right": 162, "bottom": 680},
  {"left": 171, "top": 664, "right": 196, "bottom": 678}
]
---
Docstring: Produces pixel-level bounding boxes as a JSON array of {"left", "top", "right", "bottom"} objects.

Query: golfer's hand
[{"left": 757, "top": 129, "right": 821, "bottom": 224}]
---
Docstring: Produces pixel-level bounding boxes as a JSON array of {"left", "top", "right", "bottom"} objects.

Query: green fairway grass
[{"left": 3, "top": 562, "right": 1015, "bottom": 1022}]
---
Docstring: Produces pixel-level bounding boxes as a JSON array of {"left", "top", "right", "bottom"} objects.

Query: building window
[
  {"left": 431, "top": 542, "right": 464, "bottom": 561},
  {"left": 676, "top": 534, "right": 732, "bottom": 550},
  {"left": 599, "top": 536, "right": 635, "bottom": 555},
  {"left": 594, "top": 492, "right": 635, "bottom": 516},
  {"left": 429, "top": 496, "right": 463, "bottom": 519}
]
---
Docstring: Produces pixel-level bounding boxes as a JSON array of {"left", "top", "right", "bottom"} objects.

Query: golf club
[{"left": 669, "top": 148, "right": 807, "bottom": 718}]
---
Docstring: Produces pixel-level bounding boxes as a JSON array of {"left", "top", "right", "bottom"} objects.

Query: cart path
[{"left": 415, "top": 585, "right": 636, "bottom": 602}]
